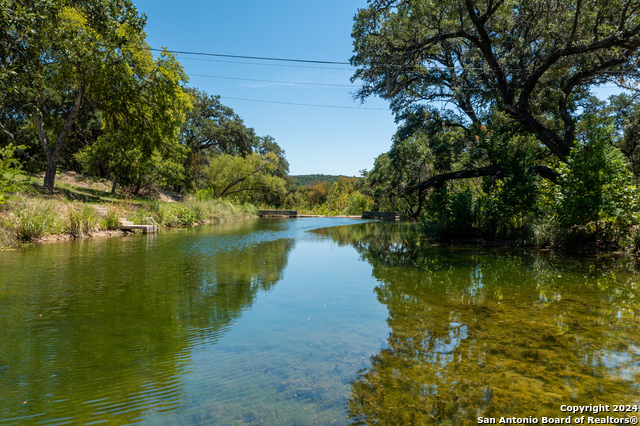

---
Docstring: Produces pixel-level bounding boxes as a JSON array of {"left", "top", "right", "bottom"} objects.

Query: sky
[{"left": 132, "top": 0, "right": 398, "bottom": 177}]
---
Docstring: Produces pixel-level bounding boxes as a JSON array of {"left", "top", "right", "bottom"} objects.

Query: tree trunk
[
  {"left": 36, "top": 82, "right": 84, "bottom": 190},
  {"left": 43, "top": 154, "right": 60, "bottom": 190},
  {"left": 111, "top": 176, "right": 119, "bottom": 194}
]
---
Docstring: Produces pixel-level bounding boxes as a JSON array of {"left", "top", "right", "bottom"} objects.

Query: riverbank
[{"left": 0, "top": 173, "right": 258, "bottom": 249}]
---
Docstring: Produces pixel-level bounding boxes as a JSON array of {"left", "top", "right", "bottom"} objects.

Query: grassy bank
[{"left": 0, "top": 173, "right": 258, "bottom": 248}]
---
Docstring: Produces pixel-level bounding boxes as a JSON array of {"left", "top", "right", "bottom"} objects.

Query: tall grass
[
  {"left": 183, "top": 197, "right": 256, "bottom": 223},
  {"left": 101, "top": 208, "right": 122, "bottom": 230},
  {"left": 0, "top": 192, "right": 258, "bottom": 247},
  {"left": 67, "top": 205, "right": 98, "bottom": 235},
  {"left": 3, "top": 199, "right": 64, "bottom": 241}
]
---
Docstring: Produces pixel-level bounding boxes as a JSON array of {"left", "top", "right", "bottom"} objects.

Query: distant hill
[{"left": 291, "top": 174, "right": 360, "bottom": 187}]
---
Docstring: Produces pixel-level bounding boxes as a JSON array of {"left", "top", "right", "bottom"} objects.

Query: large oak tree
[{"left": 352, "top": 0, "right": 640, "bottom": 175}]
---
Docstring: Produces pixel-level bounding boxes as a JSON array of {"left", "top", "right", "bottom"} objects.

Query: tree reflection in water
[
  {"left": 0, "top": 223, "right": 295, "bottom": 424},
  {"left": 314, "top": 223, "right": 640, "bottom": 425}
]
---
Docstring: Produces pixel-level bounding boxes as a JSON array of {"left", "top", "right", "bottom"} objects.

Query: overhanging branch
[{"left": 404, "top": 164, "right": 560, "bottom": 194}]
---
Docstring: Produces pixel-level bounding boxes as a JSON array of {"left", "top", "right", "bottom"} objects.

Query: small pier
[
  {"left": 257, "top": 210, "right": 401, "bottom": 220},
  {"left": 258, "top": 210, "right": 298, "bottom": 218},
  {"left": 120, "top": 217, "right": 159, "bottom": 234},
  {"left": 362, "top": 211, "right": 401, "bottom": 221}
]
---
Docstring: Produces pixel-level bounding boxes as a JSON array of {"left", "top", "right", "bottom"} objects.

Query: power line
[
  {"left": 151, "top": 48, "right": 350, "bottom": 66},
  {"left": 219, "top": 96, "right": 388, "bottom": 111},
  {"left": 190, "top": 73, "right": 359, "bottom": 88},
  {"left": 178, "top": 56, "right": 353, "bottom": 71},
  {"left": 150, "top": 47, "right": 640, "bottom": 75}
]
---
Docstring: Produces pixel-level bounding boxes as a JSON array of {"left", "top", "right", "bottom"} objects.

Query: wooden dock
[
  {"left": 258, "top": 210, "right": 298, "bottom": 217},
  {"left": 362, "top": 211, "right": 402, "bottom": 221},
  {"left": 258, "top": 210, "right": 401, "bottom": 220},
  {"left": 120, "top": 218, "right": 158, "bottom": 234}
]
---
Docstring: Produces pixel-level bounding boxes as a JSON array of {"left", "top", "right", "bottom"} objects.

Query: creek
[{"left": 0, "top": 218, "right": 638, "bottom": 424}]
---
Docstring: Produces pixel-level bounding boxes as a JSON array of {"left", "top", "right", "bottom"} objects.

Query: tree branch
[{"left": 404, "top": 164, "right": 560, "bottom": 194}]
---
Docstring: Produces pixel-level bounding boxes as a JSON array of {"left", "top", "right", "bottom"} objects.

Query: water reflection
[
  {"left": 0, "top": 220, "right": 294, "bottom": 424},
  {"left": 2, "top": 220, "right": 639, "bottom": 424},
  {"left": 314, "top": 223, "right": 640, "bottom": 425}
]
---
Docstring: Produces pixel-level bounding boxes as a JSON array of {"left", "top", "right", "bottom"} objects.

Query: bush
[
  {"left": 344, "top": 192, "right": 372, "bottom": 216},
  {"left": 0, "top": 144, "right": 25, "bottom": 204},
  {"left": 556, "top": 118, "right": 639, "bottom": 247},
  {"left": 159, "top": 204, "right": 197, "bottom": 227},
  {"left": 194, "top": 188, "right": 217, "bottom": 201}
]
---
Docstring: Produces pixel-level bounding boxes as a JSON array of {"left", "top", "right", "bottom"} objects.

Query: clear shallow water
[{"left": 0, "top": 219, "right": 639, "bottom": 425}]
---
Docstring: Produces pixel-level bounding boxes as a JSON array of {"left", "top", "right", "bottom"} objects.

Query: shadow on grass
[{"left": 25, "top": 176, "right": 148, "bottom": 207}]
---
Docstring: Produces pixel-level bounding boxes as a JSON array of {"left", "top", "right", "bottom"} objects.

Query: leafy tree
[
  {"left": 351, "top": 0, "right": 640, "bottom": 185},
  {"left": 179, "top": 88, "right": 257, "bottom": 190},
  {"left": 74, "top": 49, "right": 192, "bottom": 194},
  {"left": 364, "top": 153, "right": 397, "bottom": 211},
  {"left": 255, "top": 135, "right": 289, "bottom": 178},
  {"left": 606, "top": 93, "right": 640, "bottom": 180},
  {"left": 180, "top": 88, "right": 256, "bottom": 156},
  {"left": 326, "top": 180, "right": 354, "bottom": 213},
  {"left": 344, "top": 192, "right": 373, "bottom": 216},
  {"left": 556, "top": 117, "right": 638, "bottom": 240},
  {"left": 13, "top": 1, "right": 147, "bottom": 189},
  {"left": 200, "top": 152, "right": 286, "bottom": 203},
  {"left": 1, "top": 0, "right": 59, "bottom": 100},
  {"left": 307, "top": 181, "right": 332, "bottom": 206}
]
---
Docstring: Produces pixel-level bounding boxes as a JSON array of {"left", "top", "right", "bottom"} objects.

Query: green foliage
[
  {"left": 326, "top": 180, "right": 354, "bottom": 213},
  {"left": 556, "top": 119, "right": 638, "bottom": 246},
  {"left": 194, "top": 188, "right": 217, "bottom": 201},
  {"left": 67, "top": 205, "right": 98, "bottom": 235},
  {"left": 344, "top": 192, "right": 373, "bottom": 216},
  {"left": 180, "top": 88, "right": 256, "bottom": 157},
  {"left": 182, "top": 196, "right": 256, "bottom": 222},
  {"left": 351, "top": 0, "right": 640, "bottom": 251},
  {"left": 20, "top": 2, "right": 150, "bottom": 189},
  {"left": 283, "top": 191, "right": 305, "bottom": 210},
  {"left": 558, "top": 120, "right": 638, "bottom": 225},
  {"left": 0, "top": 144, "right": 24, "bottom": 203},
  {"left": 292, "top": 175, "right": 359, "bottom": 187},
  {"left": 74, "top": 48, "right": 191, "bottom": 194},
  {"left": 8, "top": 201, "right": 63, "bottom": 241},
  {"left": 352, "top": 0, "right": 640, "bottom": 163},
  {"left": 202, "top": 152, "right": 286, "bottom": 203},
  {"left": 420, "top": 187, "right": 475, "bottom": 241},
  {"left": 159, "top": 204, "right": 197, "bottom": 227},
  {"left": 101, "top": 208, "right": 122, "bottom": 231}
]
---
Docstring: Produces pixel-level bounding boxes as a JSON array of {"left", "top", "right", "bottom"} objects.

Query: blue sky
[{"left": 133, "top": 0, "right": 398, "bottom": 176}]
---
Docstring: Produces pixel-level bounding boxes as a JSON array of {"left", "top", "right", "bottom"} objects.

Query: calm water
[{"left": 0, "top": 219, "right": 638, "bottom": 425}]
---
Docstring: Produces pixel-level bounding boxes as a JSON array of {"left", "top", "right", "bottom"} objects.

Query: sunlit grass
[{"left": 0, "top": 173, "right": 257, "bottom": 247}]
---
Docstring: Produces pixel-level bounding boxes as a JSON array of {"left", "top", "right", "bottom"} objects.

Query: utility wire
[
  {"left": 190, "top": 73, "right": 359, "bottom": 88},
  {"left": 219, "top": 96, "right": 388, "bottom": 111},
  {"left": 151, "top": 48, "right": 350, "bottom": 65},
  {"left": 151, "top": 47, "right": 638, "bottom": 74},
  {"left": 178, "top": 56, "right": 353, "bottom": 70}
]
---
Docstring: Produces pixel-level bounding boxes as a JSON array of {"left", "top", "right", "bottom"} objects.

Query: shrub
[
  {"left": 159, "top": 204, "right": 197, "bottom": 227},
  {"left": 0, "top": 144, "right": 25, "bottom": 204},
  {"left": 556, "top": 118, "right": 639, "bottom": 247},
  {"left": 344, "top": 192, "right": 372, "bottom": 216}
]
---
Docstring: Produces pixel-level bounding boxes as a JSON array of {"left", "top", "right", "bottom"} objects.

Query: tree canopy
[
  {"left": 354, "top": 0, "right": 640, "bottom": 246},
  {"left": 2, "top": 0, "right": 185, "bottom": 190},
  {"left": 352, "top": 0, "right": 640, "bottom": 162}
]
